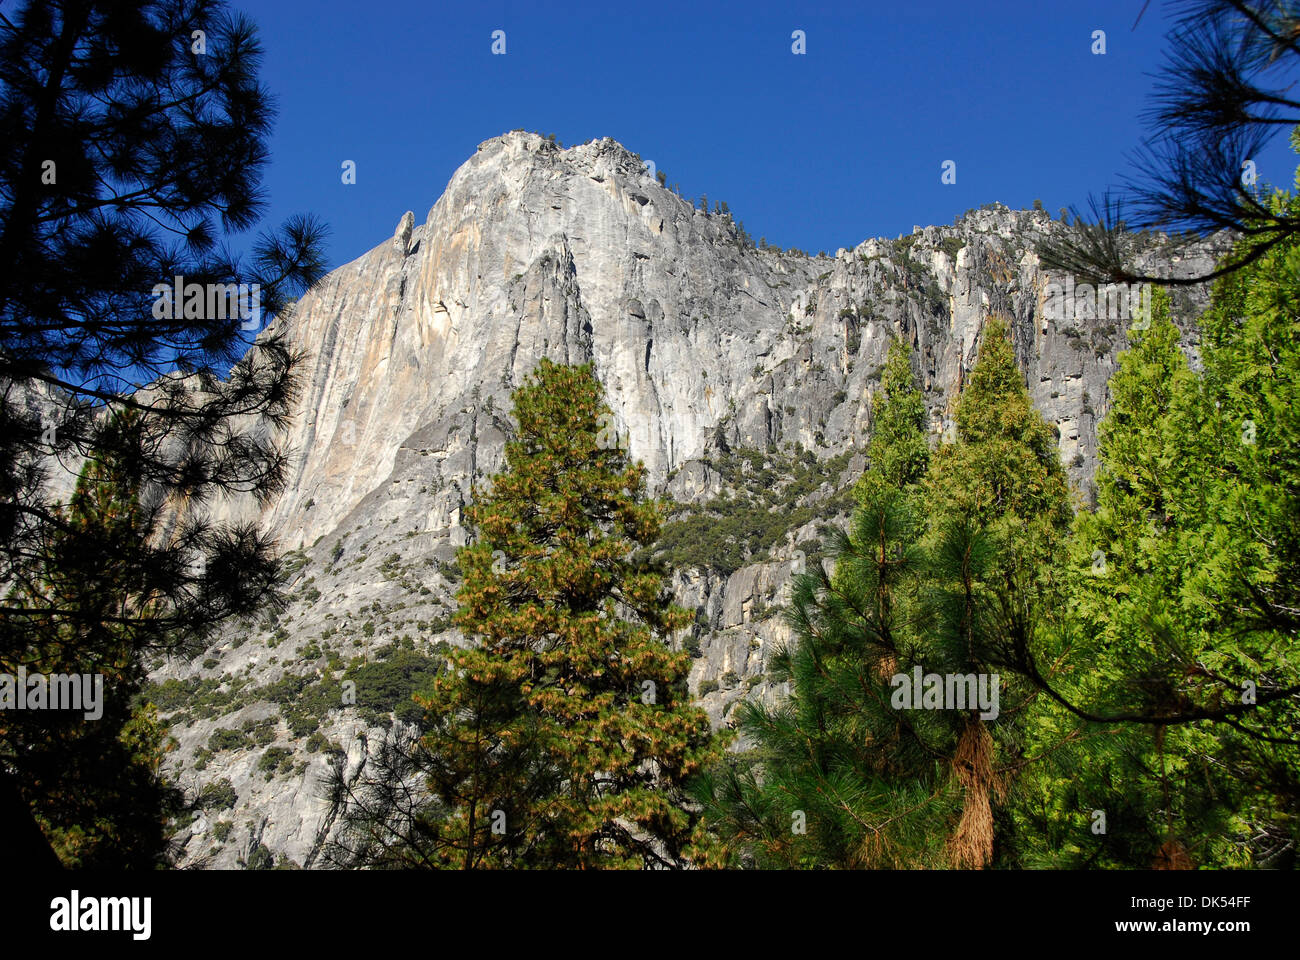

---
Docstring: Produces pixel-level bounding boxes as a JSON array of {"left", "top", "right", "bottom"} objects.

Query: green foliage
[
  {"left": 1015, "top": 236, "right": 1300, "bottom": 867},
  {"left": 262, "top": 670, "right": 340, "bottom": 738},
  {"left": 242, "top": 717, "right": 278, "bottom": 747},
  {"left": 208, "top": 728, "right": 251, "bottom": 752},
  {"left": 4, "top": 414, "right": 185, "bottom": 867},
  {"left": 282, "top": 551, "right": 310, "bottom": 578},
  {"left": 695, "top": 339, "right": 953, "bottom": 867},
  {"left": 654, "top": 448, "right": 854, "bottom": 574},
  {"left": 258, "top": 747, "right": 294, "bottom": 780},
  {"left": 0, "top": 0, "right": 329, "bottom": 866},
  {"left": 927, "top": 314, "right": 1072, "bottom": 556},
  {"left": 245, "top": 843, "right": 274, "bottom": 870},
  {"left": 346, "top": 645, "right": 443, "bottom": 726},
  {"left": 696, "top": 314, "right": 1075, "bottom": 869},
  {"left": 198, "top": 779, "right": 237, "bottom": 811},
  {"left": 329, "top": 360, "right": 726, "bottom": 869},
  {"left": 856, "top": 339, "right": 930, "bottom": 502}
]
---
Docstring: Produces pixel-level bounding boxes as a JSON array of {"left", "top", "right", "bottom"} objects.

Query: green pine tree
[
  {"left": 1018, "top": 210, "right": 1300, "bottom": 867},
  {"left": 855, "top": 339, "right": 932, "bottom": 504},
  {"left": 918, "top": 314, "right": 1074, "bottom": 868},
  {"left": 3, "top": 411, "right": 182, "bottom": 867},
  {"left": 343, "top": 360, "right": 726, "bottom": 868},
  {"left": 694, "top": 339, "right": 959, "bottom": 868}
]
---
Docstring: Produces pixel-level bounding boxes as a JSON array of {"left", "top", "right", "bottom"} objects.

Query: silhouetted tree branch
[
  {"left": 1040, "top": 1, "right": 1300, "bottom": 285},
  {"left": 0, "top": 0, "right": 327, "bottom": 867}
]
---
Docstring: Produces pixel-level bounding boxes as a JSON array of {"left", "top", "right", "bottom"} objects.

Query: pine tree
[
  {"left": 334, "top": 360, "right": 726, "bottom": 868},
  {"left": 694, "top": 339, "right": 958, "bottom": 868},
  {"left": 919, "top": 314, "right": 1074, "bottom": 868},
  {"left": 697, "top": 327, "right": 1077, "bottom": 869},
  {"left": 3, "top": 411, "right": 182, "bottom": 867},
  {"left": 1039, "top": 4, "right": 1300, "bottom": 289},
  {"left": 1019, "top": 220, "right": 1300, "bottom": 867},
  {"left": 0, "top": 0, "right": 327, "bottom": 865},
  {"left": 855, "top": 339, "right": 931, "bottom": 504}
]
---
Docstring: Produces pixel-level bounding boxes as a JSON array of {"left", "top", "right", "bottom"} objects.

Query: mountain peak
[{"left": 173, "top": 131, "right": 1226, "bottom": 867}]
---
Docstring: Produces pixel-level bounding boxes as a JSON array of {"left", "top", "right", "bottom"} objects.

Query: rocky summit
[{"left": 150, "top": 131, "right": 1219, "bottom": 868}]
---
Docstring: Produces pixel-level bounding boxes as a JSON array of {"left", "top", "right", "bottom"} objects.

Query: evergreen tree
[
  {"left": 918, "top": 314, "right": 1074, "bottom": 868},
  {"left": 1009, "top": 290, "right": 1201, "bottom": 867},
  {"left": 3, "top": 411, "right": 183, "bottom": 867},
  {"left": 694, "top": 339, "right": 958, "bottom": 868},
  {"left": 331, "top": 360, "right": 725, "bottom": 868},
  {"left": 1019, "top": 223, "right": 1300, "bottom": 867},
  {"left": 855, "top": 339, "right": 931, "bottom": 503},
  {"left": 0, "top": 0, "right": 327, "bottom": 864},
  {"left": 698, "top": 327, "right": 1076, "bottom": 869},
  {"left": 926, "top": 315, "right": 1073, "bottom": 547}
]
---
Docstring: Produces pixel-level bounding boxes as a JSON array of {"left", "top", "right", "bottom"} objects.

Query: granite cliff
[{"left": 146, "top": 131, "right": 1220, "bottom": 868}]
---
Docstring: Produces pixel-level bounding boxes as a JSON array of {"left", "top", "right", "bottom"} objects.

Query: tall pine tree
[
  {"left": 1019, "top": 218, "right": 1300, "bottom": 867},
  {"left": 331, "top": 360, "right": 724, "bottom": 868},
  {"left": 919, "top": 314, "right": 1074, "bottom": 868},
  {"left": 694, "top": 339, "right": 959, "bottom": 868}
]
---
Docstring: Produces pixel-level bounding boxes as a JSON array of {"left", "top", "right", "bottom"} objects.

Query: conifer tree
[
  {"left": 698, "top": 327, "right": 1076, "bottom": 869},
  {"left": 694, "top": 339, "right": 959, "bottom": 868},
  {"left": 2, "top": 411, "right": 182, "bottom": 867},
  {"left": 0, "top": 0, "right": 327, "bottom": 864},
  {"left": 1020, "top": 231, "right": 1300, "bottom": 867},
  {"left": 854, "top": 340, "right": 931, "bottom": 504},
  {"left": 1040, "top": 2, "right": 1300, "bottom": 288},
  {"left": 331, "top": 360, "right": 725, "bottom": 868},
  {"left": 918, "top": 314, "right": 1074, "bottom": 868}
]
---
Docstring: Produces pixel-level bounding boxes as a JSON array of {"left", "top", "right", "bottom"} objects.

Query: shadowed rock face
[{"left": 152, "top": 131, "right": 1221, "bottom": 868}]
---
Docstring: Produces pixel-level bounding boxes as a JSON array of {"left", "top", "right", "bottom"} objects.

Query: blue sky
[{"left": 242, "top": 0, "right": 1299, "bottom": 270}]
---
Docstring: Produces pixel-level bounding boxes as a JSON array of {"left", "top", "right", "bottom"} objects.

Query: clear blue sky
[{"left": 241, "top": 0, "right": 1298, "bottom": 270}]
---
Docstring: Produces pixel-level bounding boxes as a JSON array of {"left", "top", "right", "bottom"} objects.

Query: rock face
[{"left": 153, "top": 131, "right": 1220, "bottom": 868}]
